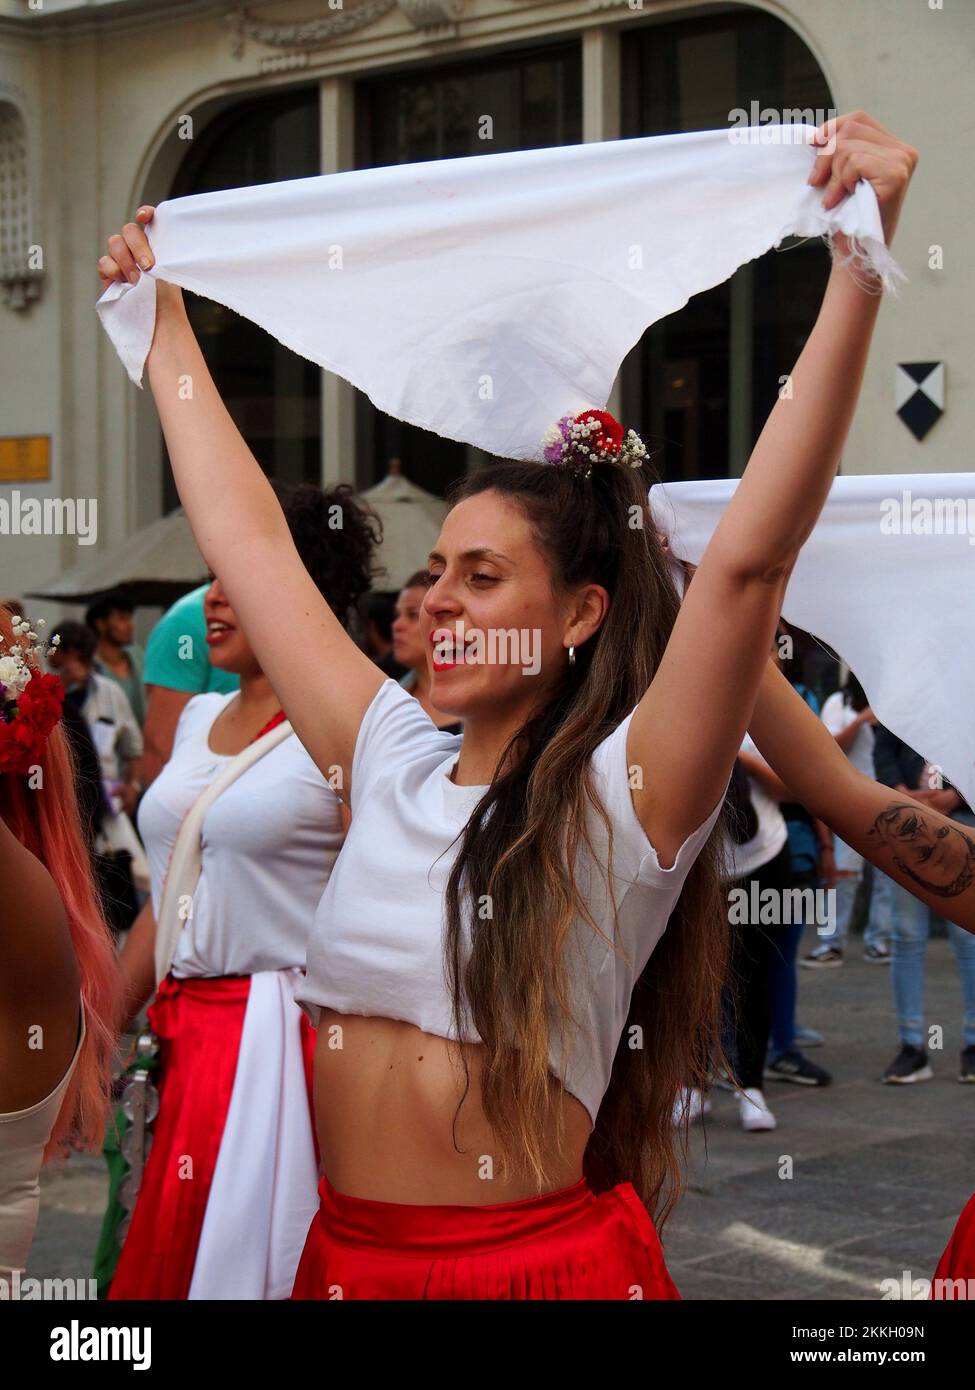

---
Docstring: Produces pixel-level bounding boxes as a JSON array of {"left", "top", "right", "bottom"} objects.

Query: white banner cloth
[{"left": 96, "top": 125, "right": 899, "bottom": 460}]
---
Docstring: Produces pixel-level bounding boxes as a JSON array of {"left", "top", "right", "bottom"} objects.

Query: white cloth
[
  {"left": 724, "top": 735, "right": 789, "bottom": 882},
  {"left": 187, "top": 969, "right": 319, "bottom": 1301},
  {"left": 137, "top": 692, "right": 344, "bottom": 977},
  {"left": 296, "top": 679, "right": 725, "bottom": 1125},
  {"left": 95, "top": 125, "right": 899, "bottom": 462},
  {"left": 650, "top": 473, "right": 975, "bottom": 816}
]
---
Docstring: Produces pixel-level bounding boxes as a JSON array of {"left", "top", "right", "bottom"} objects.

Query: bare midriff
[{"left": 313, "top": 1009, "right": 594, "bottom": 1206}]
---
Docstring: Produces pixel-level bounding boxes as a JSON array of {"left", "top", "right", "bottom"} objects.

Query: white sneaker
[
  {"left": 673, "top": 1087, "right": 712, "bottom": 1127},
  {"left": 739, "top": 1087, "right": 777, "bottom": 1132}
]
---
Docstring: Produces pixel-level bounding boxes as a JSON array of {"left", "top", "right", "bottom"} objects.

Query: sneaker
[
  {"left": 959, "top": 1047, "right": 975, "bottom": 1083},
  {"left": 765, "top": 1049, "right": 832, "bottom": 1087},
  {"left": 882, "top": 1045, "right": 933, "bottom": 1084},
  {"left": 673, "top": 1087, "right": 712, "bottom": 1126},
  {"left": 793, "top": 1026, "right": 825, "bottom": 1049},
  {"left": 739, "top": 1087, "right": 777, "bottom": 1131},
  {"left": 864, "top": 941, "right": 891, "bottom": 964},
  {"left": 801, "top": 944, "right": 844, "bottom": 969}
]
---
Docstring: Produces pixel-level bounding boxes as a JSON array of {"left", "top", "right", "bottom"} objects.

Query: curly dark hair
[{"left": 271, "top": 482, "right": 382, "bottom": 630}]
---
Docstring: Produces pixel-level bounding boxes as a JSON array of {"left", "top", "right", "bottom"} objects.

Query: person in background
[
  {"left": 873, "top": 725, "right": 975, "bottom": 1085},
  {"left": 759, "top": 625, "right": 833, "bottom": 1086},
  {"left": 140, "top": 584, "right": 239, "bottom": 788},
  {"left": 86, "top": 591, "right": 146, "bottom": 729},
  {"left": 360, "top": 591, "right": 408, "bottom": 681},
  {"left": 804, "top": 672, "right": 891, "bottom": 967},
  {"left": 47, "top": 620, "right": 143, "bottom": 935},
  {"left": 391, "top": 570, "right": 462, "bottom": 734}
]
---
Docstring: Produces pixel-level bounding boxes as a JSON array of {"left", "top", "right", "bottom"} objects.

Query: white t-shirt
[
  {"left": 723, "top": 734, "right": 789, "bottom": 882},
  {"left": 297, "top": 680, "right": 724, "bottom": 1125},
  {"left": 821, "top": 690, "right": 875, "bottom": 777},
  {"left": 138, "top": 693, "right": 344, "bottom": 978}
]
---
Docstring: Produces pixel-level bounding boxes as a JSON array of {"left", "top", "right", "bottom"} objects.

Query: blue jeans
[
  {"left": 890, "top": 809, "right": 975, "bottom": 1049},
  {"left": 830, "top": 837, "right": 894, "bottom": 950}
]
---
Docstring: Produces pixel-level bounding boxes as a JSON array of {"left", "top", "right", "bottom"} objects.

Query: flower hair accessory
[
  {"left": 0, "top": 615, "right": 64, "bottom": 776},
  {"left": 542, "top": 408, "right": 648, "bottom": 477}
]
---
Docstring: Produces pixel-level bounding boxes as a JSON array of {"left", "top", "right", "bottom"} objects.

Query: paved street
[{"left": 27, "top": 923, "right": 975, "bottom": 1300}]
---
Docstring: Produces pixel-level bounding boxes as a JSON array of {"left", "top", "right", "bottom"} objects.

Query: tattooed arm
[{"left": 747, "top": 659, "right": 975, "bottom": 933}]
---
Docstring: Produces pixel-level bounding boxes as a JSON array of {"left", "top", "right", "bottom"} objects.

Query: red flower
[
  {"left": 0, "top": 671, "right": 63, "bottom": 774},
  {"left": 574, "top": 409, "right": 625, "bottom": 456}
]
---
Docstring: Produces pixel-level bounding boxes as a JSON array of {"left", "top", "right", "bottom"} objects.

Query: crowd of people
[{"left": 2, "top": 106, "right": 974, "bottom": 1302}]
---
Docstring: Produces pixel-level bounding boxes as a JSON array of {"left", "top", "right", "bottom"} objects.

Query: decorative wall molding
[
  {"left": 224, "top": 0, "right": 466, "bottom": 60},
  {"left": 224, "top": 2, "right": 398, "bottom": 60},
  {"left": 0, "top": 97, "right": 43, "bottom": 311}
]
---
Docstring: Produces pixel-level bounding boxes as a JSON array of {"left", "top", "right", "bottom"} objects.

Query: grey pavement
[
  {"left": 27, "top": 922, "right": 975, "bottom": 1299},
  {"left": 667, "top": 922, "right": 975, "bottom": 1300}
]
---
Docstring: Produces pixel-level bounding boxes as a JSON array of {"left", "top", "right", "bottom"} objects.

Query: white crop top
[
  {"left": 137, "top": 693, "right": 344, "bottom": 978},
  {"left": 297, "top": 680, "right": 724, "bottom": 1125},
  {"left": 0, "top": 1006, "right": 86, "bottom": 1280}
]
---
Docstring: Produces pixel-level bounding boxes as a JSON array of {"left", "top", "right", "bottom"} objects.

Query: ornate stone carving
[
  {"left": 224, "top": 0, "right": 466, "bottom": 58},
  {"left": 0, "top": 101, "right": 43, "bottom": 311},
  {"left": 224, "top": 1, "right": 397, "bottom": 59}
]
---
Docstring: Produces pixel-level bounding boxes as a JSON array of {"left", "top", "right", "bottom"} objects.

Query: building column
[
  {"left": 319, "top": 77, "right": 356, "bottom": 488},
  {"left": 583, "top": 28, "right": 622, "bottom": 416}
]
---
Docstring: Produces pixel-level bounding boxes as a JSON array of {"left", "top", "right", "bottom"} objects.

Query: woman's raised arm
[
  {"left": 747, "top": 659, "right": 975, "bottom": 934},
  {"left": 98, "top": 211, "right": 383, "bottom": 794},
  {"left": 627, "top": 112, "right": 918, "bottom": 868}
]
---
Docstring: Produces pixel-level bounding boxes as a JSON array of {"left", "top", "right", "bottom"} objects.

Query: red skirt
[
  {"left": 291, "top": 1172, "right": 681, "bottom": 1300},
  {"left": 933, "top": 1192, "right": 975, "bottom": 1297},
  {"left": 109, "top": 974, "right": 316, "bottom": 1301}
]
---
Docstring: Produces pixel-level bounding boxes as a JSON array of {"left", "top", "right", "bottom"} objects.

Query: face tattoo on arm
[{"left": 868, "top": 803, "right": 975, "bottom": 899}]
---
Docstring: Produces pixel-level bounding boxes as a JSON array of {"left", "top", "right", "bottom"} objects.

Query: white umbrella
[
  {"left": 361, "top": 461, "right": 447, "bottom": 591},
  {"left": 27, "top": 508, "right": 206, "bottom": 606}
]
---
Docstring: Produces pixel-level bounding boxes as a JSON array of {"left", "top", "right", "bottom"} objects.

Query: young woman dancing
[
  {"left": 0, "top": 608, "right": 121, "bottom": 1283},
  {"left": 98, "top": 112, "right": 920, "bottom": 1299},
  {"left": 104, "top": 483, "right": 378, "bottom": 1300}
]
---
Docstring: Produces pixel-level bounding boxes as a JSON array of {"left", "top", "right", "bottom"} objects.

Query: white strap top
[{"left": 0, "top": 1005, "right": 86, "bottom": 1280}]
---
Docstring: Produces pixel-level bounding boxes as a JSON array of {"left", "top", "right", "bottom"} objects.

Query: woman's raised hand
[
  {"left": 97, "top": 206, "right": 156, "bottom": 291},
  {"left": 808, "top": 111, "right": 918, "bottom": 246}
]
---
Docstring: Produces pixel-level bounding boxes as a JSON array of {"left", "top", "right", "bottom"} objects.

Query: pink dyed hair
[{"left": 0, "top": 609, "right": 122, "bottom": 1159}]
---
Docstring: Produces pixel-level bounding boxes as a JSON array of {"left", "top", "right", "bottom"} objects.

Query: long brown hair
[{"left": 442, "top": 458, "right": 730, "bottom": 1227}]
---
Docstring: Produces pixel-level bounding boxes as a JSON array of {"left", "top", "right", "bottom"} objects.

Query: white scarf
[
  {"left": 96, "top": 124, "right": 900, "bottom": 461},
  {"left": 652, "top": 474, "right": 975, "bottom": 811}
]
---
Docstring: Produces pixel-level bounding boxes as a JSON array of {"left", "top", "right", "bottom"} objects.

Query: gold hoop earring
[{"left": 568, "top": 645, "right": 576, "bottom": 666}]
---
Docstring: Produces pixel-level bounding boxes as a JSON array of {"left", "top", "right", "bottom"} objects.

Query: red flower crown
[
  {"left": 541, "top": 409, "right": 649, "bottom": 476},
  {"left": 0, "top": 615, "right": 64, "bottom": 776}
]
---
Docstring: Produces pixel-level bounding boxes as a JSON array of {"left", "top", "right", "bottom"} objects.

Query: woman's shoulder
[{"left": 353, "top": 678, "right": 460, "bottom": 803}]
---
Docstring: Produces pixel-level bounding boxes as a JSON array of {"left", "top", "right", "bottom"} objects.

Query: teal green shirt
[{"left": 144, "top": 584, "right": 240, "bottom": 696}]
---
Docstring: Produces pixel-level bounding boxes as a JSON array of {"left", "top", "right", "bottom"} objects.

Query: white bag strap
[{"left": 153, "top": 719, "right": 293, "bottom": 986}]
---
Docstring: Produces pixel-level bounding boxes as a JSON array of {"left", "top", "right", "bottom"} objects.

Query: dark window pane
[
  {"left": 621, "top": 12, "right": 832, "bottom": 483},
  {"left": 164, "top": 90, "right": 321, "bottom": 512}
]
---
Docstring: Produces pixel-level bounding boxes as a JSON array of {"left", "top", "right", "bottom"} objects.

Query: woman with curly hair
[
  {"left": 105, "top": 482, "right": 380, "bottom": 1301},
  {"left": 0, "top": 607, "right": 122, "bottom": 1284}
]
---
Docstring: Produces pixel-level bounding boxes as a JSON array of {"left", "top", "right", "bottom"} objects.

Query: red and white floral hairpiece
[
  {"left": 0, "top": 615, "right": 64, "bottom": 775},
  {"left": 541, "top": 408, "right": 648, "bottom": 477}
]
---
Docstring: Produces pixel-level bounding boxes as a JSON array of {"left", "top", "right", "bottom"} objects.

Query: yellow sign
[{"left": 0, "top": 436, "right": 51, "bottom": 483}]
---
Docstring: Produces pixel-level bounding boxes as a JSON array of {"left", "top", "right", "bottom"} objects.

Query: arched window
[
  {"left": 0, "top": 101, "right": 40, "bottom": 309},
  {"left": 163, "top": 89, "right": 320, "bottom": 511},
  {"left": 619, "top": 8, "right": 833, "bottom": 481}
]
